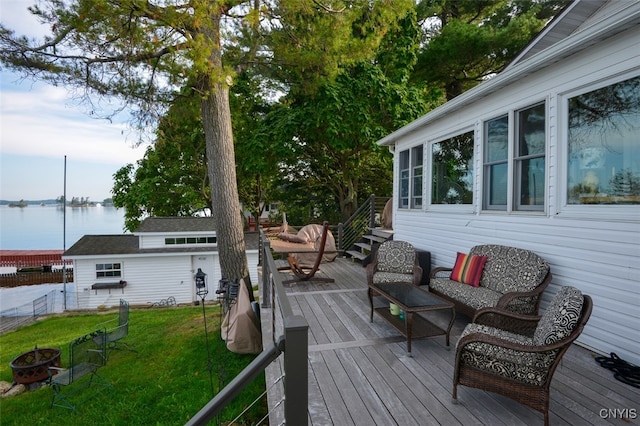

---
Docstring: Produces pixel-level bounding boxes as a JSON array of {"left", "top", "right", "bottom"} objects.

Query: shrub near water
[{"left": 0, "top": 306, "right": 266, "bottom": 425}]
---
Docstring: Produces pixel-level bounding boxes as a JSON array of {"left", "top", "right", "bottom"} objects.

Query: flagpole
[{"left": 63, "top": 155, "right": 67, "bottom": 311}]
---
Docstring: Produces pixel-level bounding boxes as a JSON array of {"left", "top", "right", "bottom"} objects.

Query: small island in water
[{"left": 2, "top": 197, "right": 114, "bottom": 208}]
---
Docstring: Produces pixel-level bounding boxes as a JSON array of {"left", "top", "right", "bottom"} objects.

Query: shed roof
[
  {"left": 63, "top": 232, "right": 260, "bottom": 257},
  {"left": 135, "top": 216, "right": 217, "bottom": 233}
]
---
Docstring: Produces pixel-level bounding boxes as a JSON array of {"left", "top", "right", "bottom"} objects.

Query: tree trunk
[
  {"left": 201, "top": 88, "right": 251, "bottom": 286},
  {"left": 198, "top": 12, "right": 250, "bottom": 286}
]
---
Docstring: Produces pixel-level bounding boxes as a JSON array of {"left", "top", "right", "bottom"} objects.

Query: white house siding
[
  {"left": 192, "top": 251, "right": 260, "bottom": 292},
  {"left": 138, "top": 234, "right": 218, "bottom": 249},
  {"left": 74, "top": 255, "right": 199, "bottom": 309},
  {"left": 390, "top": 25, "right": 640, "bottom": 364},
  {"left": 138, "top": 234, "right": 167, "bottom": 249},
  {"left": 72, "top": 250, "right": 260, "bottom": 310}
]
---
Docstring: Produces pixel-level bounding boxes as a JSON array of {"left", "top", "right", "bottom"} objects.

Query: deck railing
[
  {"left": 187, "top": 230, "right": 309, "bottom": 426},
  {"left": 336, "top": 195, "right": 390, "bottom": 252}
]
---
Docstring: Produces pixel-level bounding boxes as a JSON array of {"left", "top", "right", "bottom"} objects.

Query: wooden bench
[
  {"left": 91, "top": 280, "right": 127, "bottom": 294},
  {"left": 48, "top": 330, "right": 111, "bottom": 411}
]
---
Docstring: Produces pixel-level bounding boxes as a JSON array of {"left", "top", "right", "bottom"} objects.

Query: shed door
[{"left": 191, "top": 255, "right": 216, "bottom": 302}]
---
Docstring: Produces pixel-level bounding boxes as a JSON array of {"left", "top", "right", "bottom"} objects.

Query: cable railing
[
  {"left": 187, "top": 230, "right": 309, "bottom": 426},
  {"left": 336, "top": 195, "right": 390, "bottom": 253}
]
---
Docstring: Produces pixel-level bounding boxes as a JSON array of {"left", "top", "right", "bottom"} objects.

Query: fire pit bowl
[{"left": 10, "top": 347, "right": 61, "bottom": 384}]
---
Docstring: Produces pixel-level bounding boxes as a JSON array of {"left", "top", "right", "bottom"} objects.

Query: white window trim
[
  {"left": 480, "top": 100, "right": 549, "bottom": 216},
  {"left": 556, "top": 71, "right": 640, "bottom": 222},
  {"left": 397, "top": 143, "right": 425, "bottom": 210},
  {"left": 427, "top": 127, "right": 477, "bottom": 214}
]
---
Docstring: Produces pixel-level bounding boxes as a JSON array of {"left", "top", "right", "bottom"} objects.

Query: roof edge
[{"left": 377, "top": 1, "right": 640, "bottom": 147}]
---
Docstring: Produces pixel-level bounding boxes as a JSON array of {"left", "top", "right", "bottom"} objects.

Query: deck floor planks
[
  {"left": 347, "top": 345, "right": 427, "bottom": 425},
  {"left": 405, "top": 339, "right": 527, "bottom": 426},
  {"left": 262, "top": 258, "right": 640, "bottom": 426}
]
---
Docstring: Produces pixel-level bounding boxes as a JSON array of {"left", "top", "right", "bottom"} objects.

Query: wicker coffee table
[{"left": 368, "top": 282, "right": 455, "bottom": 354}]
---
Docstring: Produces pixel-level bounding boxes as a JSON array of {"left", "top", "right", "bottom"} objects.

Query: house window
[
  {"left": 96, "top": 263, "right": 122, "bottom": 279},
  {"left": 431, "top": 131, "right": 474, "bottom": 204},
  {"left": 567, "top": 75, "right": 640, "bottom": 205},
  {"left": 399, "top": 145, "right": 423, "bottom": 209},
  {"left": 483, "top": 115, "right": 509, "bottom": 210},
  {"left": 515, "top": 103, "right": 546, "bottom": 211},
  {"left": 483, "top": 102, "right": 546, "bottom": 211}
]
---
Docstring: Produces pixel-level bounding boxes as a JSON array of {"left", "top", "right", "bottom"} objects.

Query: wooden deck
[{"left": 261, "top": 258, "right": 640, "bottom": 425}]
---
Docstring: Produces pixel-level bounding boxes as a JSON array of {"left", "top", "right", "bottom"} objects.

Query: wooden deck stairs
[{"left": 345, "top": 228, "right": 393, "bottom": 264}]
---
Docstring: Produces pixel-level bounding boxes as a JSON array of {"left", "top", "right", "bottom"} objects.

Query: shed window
[
  {"left": 567, "top": 75, "right": 640, "bottom": 205},
  {"left": 96, "top": 263, "right": 122, "bottom": 279},
  {"left": 165, "top": 236, "right": 217, "bottom": 245}
]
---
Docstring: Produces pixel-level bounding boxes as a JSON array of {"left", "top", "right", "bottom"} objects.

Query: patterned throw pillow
[
  {"left": 376, "top": 241, "right": 415, "bottom": 274},
  {"left": 450, "top": 252, "right": 487, "bottom": 287},
  {"left": 533, "top": 286, "right": 583, "bottom": 346}
]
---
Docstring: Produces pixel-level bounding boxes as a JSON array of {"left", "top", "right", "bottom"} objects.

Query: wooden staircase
[
  {"left": 335, "top": 195, "right": 391, "bottom": 264},
  {"left": 345, "top": 228, "right": 393, "bottom": 264}
]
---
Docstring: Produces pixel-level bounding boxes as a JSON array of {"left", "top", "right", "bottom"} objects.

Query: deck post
[
  {"left": 261, "top": 236, "right": 272, "bottom": 309},
  {"left": 283, "top": 314, "right": 308, "bottom": 426}
]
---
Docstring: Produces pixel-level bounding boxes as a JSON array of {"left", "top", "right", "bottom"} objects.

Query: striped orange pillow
[{"left": 450, "top": 252, "right": 487, "bottom": 287}]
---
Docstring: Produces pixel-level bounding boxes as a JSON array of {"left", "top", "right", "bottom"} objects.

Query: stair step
[
  {"left": 371, "top": 228, "right": 394, "bottom": 239},
  {"left": 354, "top": 242, "right": 372, "bottom": 251},
  {"left": 364, "top": 234, "right": 387, "bottom": 243},
  {"left": 346, "top": 250, "right": 367, "bottom": 260}
]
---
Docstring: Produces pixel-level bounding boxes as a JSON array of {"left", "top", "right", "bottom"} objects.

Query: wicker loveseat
[
  {"left": 429, "top": 244, "right": 552, "bottom": 318},
  {"left": 453, "top": 286, "right": 592, "bottom": 426}
]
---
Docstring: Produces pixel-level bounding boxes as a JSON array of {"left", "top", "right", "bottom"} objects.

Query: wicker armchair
[
  {"left": 453, "top": 286, "right": 592, "bottom": 426},
  {"left": 365, "top": 240, "right": 422, "bottom": 287}
]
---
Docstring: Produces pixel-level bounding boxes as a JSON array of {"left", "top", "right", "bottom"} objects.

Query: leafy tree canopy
[{"left": 413, "top": 0, "right": 568, "bottom": 99}]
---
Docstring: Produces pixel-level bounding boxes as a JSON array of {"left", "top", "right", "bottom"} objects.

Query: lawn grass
[{"left": 0, "top": 305, "right": 266, "bottom": 425}]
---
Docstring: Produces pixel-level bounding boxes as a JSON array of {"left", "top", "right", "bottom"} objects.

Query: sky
[{"left": 0, "top": 0, "right": 147, "bottom": 202}]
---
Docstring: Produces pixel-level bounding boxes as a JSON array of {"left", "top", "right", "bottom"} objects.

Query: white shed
[
  {"left": 63, "top": 217, "right": 259, "bottom": 309},
  {"left": 377, "top": 0, "right": 640, "bottom": 365}
]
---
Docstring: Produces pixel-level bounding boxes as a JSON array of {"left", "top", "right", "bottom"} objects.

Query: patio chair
[
  {"left": 96, "top": 299, "right": 136, "bottom": 357},
  {"left": 48, "top": 329, "right": 111, "bottom": 411},
  {"left": 365, "top": 240, "right": 423, "bottom": 287},
  {"left": 453, "top": 286, "right": 592, "bottom": 426}
]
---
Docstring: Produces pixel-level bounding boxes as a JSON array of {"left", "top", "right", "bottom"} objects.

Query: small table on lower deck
[{"left": 368, "top": 282, "right": 455, "bottom": 354}]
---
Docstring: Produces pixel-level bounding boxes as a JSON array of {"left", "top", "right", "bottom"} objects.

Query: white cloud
[
  {"left": 0, "top": 1, "right": 148, "bottom": 200},
  {"left": 1, "top": 84, "right": 146, "bottom": 165}
]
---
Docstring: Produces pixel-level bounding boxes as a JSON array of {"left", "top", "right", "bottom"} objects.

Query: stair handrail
[{"left": 337, "top": 195, "right": 390, "bottom": 252}]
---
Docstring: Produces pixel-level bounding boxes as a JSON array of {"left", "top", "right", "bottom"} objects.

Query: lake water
[
  {"left": 1, "top": 205, "right": 125, "bottom": 312},
  {"left": 0, "top": 204, "right": 127, "bottom": 250}
]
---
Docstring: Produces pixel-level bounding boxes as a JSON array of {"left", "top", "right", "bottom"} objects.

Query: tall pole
[{"left": 63, "top": 155, "right": 67, "bottom": 310}]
